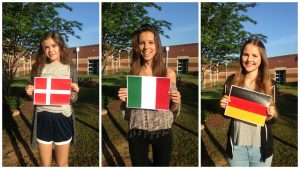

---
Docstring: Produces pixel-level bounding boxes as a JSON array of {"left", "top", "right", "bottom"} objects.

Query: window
[
  {"left": 275, "top": 70, "right": 286, "bottom": 85},
  {"left": 178, "top": 59, "right": 189, "bottom": 74},
  {"left": 88, "top": 59, "right": 99, "bottom": 75}
]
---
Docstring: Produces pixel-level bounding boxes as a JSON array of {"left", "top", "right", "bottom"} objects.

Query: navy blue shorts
[{"left": 37, "top": 111, "right": 73, "bottom": 145}]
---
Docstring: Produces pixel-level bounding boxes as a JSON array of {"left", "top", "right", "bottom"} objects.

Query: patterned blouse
[{"left": 125, "top": 83, "right": 180, "bottom": 139}]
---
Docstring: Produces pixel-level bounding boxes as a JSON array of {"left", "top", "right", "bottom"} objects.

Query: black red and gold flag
[{"left": 225, "top": 85, "right": 272, "bottom": 126}]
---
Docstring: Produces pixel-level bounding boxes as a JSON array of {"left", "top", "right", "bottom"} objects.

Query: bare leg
[
  {"left": 38, "top": 142, "right": 53, "bottom": 166},
  {"left": 55, "top": 143, "right": 70, "bottom": 166}
]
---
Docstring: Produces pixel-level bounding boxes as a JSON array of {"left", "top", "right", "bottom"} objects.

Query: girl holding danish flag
[{"left": 25, "top": 31, "right": 79, "bottom": 166}]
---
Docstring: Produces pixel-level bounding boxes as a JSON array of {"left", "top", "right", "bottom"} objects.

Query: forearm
[{"left": 170, "top": 100, "right": 181, "bottom": 114}]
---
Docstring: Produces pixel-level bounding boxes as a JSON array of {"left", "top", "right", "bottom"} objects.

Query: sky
[
  {"left": 54, "top": 2, "right": 297, "bottom": 58},
  {"left": 57, "top": 2, "right": 99, "bottom": 48},
  {"left": 241, "top": 2, "right": 297, "bottom": 57},
  {"left": 56, "top": 2, "right": 198, "bottom": 48},
  {"left": 146, "top": 2, "right": 199, "bottom": 46}
]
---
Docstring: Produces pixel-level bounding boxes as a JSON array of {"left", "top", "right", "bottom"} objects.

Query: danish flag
[{"left": 34, "top": 77, "right": 71, "bottom": 105}]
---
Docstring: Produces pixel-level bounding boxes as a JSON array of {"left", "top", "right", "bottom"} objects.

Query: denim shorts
[{"left": 228, "top": 145, "right": 273, "bottom": 167}]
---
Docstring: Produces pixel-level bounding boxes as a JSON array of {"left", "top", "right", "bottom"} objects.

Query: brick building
[
  {"left": 203, "top": 54, "right": 298, "bottom": 87},
  {"left": 15, "top": 44, "right": 100, "bottom": 76},
  {"left": 104, "top": 43, "right": 199, "bottom": 75},
  {"left": 69, "top": 44, "right": 99, "bottom": 75},
  {"left": 268, "top": 54, "right": 298, "bottom": 84}
]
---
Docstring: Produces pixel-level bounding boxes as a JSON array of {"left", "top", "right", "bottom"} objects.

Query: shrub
[
  {"left": 102, "top": 96, "right": 112, "bottom": 109},
  {"left": 4, "top": 96, "right": 24, "bottom": 110},
  {"left": 78, "top": 77, "right": 99, "bottom": 87},
  {"left": 201, "top": 110, "right": 210, "bottom": 123},
  {"left": 201, "top": 99, "right": 220, "bottom": 113}
]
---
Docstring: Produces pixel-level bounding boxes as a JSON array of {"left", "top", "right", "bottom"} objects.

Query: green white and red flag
[{"left": 127, "top": 76, "right": 171, "bottom": 110}]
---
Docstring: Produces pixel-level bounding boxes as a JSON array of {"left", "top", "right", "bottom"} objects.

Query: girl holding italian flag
[{"left": 118, "top": 24, "right": 181, "bottom": 166}]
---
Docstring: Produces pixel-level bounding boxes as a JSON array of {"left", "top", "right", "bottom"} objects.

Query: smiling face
[
  {"left": 138, "top": 31, "right": 157, "bottom": 64},
  {"left": 42, "top": 38, "right": 61, "bottom": 63},
  {"left": 241, "top": 43, "right": 262, "bottom": 74}
]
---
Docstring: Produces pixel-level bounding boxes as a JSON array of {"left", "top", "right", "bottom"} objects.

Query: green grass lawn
[
  {"left": 3, "top": 77, "right": 99, "bottom": 166},
  {"left": 201, "top": 83, "right": 298, "bottom": 166},
  {"left": 102, "top": 74, "right": 198, "bottom": 166},
  {"left": 178, "top": 73, "right": 199, "bottom": 85},
  {"left": 277, "top": 84, "right": 298, "bottom": 96}
]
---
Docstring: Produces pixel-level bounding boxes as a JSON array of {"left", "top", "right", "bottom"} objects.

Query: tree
[
  {"left": 201, "top": 2, "right": 267, "bottom": 88},
  {"left": 3, "top": 2, "right": 83, "bottom": 96},
  {"left": 102, "top": 2, "right": 172, "bottom": 74}
]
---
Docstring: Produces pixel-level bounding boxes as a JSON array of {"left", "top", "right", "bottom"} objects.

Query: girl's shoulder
[
  {"left": 166, "top": 68, "right": 176, "bottom": 77},
  {"left": 166, "top": 68, "right": 176, "bottom": 83}
]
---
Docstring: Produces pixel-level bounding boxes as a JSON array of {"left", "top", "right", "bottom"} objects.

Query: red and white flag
[{"left": 34, "top": 77, "right": 71, "bottom": 105}]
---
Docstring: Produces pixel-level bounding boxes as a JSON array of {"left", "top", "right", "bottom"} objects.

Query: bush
[
  {"left": 78, "top": 77, "right": 99, "bottom": 87},
  {"left": 102, "top": 96, "right": 112, "bottom": 109},
  {"left": 201, "top": 110, "right": 210, "bottom": 123},
  {"left": 201, "top": 99, "right": 220, "bottom": 113},
  {"left": 187, "top": 71, "right": 198, "bottom": 76},
  {"left": 4, "top": 96, "right": 24, "bottom": 110},
  {"left": 114, "top": 70, "right": 128, "bottom": 75}
]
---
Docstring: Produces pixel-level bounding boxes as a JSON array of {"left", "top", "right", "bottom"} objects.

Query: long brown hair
[
  {"left": 31, "top": 31, "right": 70, "bottom": 81},
  {"left": 129, "top": 24, "right": 167, "bottom": 77},
  {"left": 232, "top": 39, "right": 272, "bottom": 95}
]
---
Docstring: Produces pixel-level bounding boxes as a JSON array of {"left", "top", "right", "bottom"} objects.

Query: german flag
[{"left": 225, "top": 85, "right": 272, "bottom": 126}]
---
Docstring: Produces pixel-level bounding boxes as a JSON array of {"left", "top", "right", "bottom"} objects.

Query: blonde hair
[{"left": 232, "top": 39, "right": 272, "bottom": 95}]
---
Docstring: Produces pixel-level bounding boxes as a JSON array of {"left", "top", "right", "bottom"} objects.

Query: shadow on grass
[
  {"left": 102, "top": 124, "right": 126, "bottom": 166},
  {"left": 75, "top": 117, "right": 99, "bottom": 132},
  {"left": 201, "top": 99, "right": 221, "bottom": 113},
  {"left": 102, "top": 85, "right": 121, "bottom": 100},
  {"left": 3, "top": 104, "right": 39, "bottom": 166},
  {"left": 77, "top": 87, "right": 99, "bottom": 105},
  {"left": 107, "top": 110, "right": 127, "bottom": 139},
  {"left": 19, "top": 109, "right": 32, "bottom": 131},
  {"left": 173, "top": 122, "right": 197, "bottom": 137},
  {"left": 204, "top": 124, "right": 227, "bottom": 161},
  {"left": 273, "top": 135, "right": 298, "bottom": 150},
  {"left": 201, "top": 138, "right": 214, "bottom": 166},
  {"left": 10, "top": 86, "right": 28, "bottom": 98},
  {"left": 178, "top": 85, "right": 199, "bottom": 117}
]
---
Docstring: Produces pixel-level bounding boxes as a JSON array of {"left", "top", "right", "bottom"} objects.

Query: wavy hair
[{"left": 31, "top": 31, "right": 70, "bottom": 81}]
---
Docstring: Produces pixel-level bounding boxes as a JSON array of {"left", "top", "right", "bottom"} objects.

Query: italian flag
[
  {"left": 127, "top": 76, "right": 171, "bottom": 110},
  {"left": 225, "top": 85, "right": 271, "bottom": 126}
]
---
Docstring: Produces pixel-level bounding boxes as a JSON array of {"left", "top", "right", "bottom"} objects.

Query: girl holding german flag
[{"left": 220, "top": 39, "right": 278, "bottom": 166}]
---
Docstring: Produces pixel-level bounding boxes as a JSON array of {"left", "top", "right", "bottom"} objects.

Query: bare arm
[{"left": 167, "top": 69, "right": 181, "bottom": 112}]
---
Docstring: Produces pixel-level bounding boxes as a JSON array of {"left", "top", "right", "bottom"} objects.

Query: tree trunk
[{"left": 3, "top": 80, "right": 12, "bottom": 96}]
